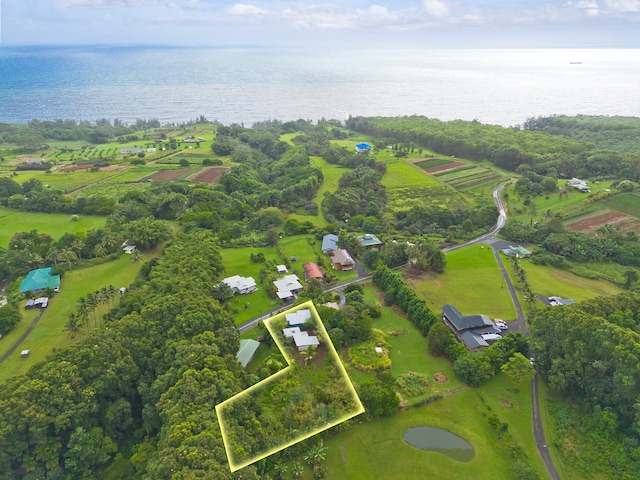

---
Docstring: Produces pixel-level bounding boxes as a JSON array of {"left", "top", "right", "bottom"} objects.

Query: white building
[
  {"left": 285, "top": 309, "right": 311, "bottom": 327},
  {"left": 273, "top": 274, "right": 303, "bottom": 300},
  {"left": 222, "top": 275, "right": 258, "bottom": 295}
]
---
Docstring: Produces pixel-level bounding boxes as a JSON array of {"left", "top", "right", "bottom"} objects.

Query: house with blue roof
[
  {"left": 321, "top": 234, "right": 339, "bottom": 254},
  {"left": 355, "top": 143, "right": 373, "bottom": 153},
  {"left": 20, "top": 268, "right": 61, "bottom": 295}
]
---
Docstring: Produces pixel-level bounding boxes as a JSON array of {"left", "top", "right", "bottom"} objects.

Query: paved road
[{"left": 532, "top": 374, "right": 562, "bottom": 480}]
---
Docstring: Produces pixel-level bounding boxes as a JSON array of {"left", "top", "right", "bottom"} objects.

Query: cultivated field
[{"left": 185, "top": 166, "right": 229, "bottom": 183}]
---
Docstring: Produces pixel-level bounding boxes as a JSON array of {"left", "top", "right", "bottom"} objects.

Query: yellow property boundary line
[{"left": 216, "top": 300, "right": 365, "bottom": 472}]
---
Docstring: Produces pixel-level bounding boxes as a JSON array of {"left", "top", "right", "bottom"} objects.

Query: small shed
[
  {"left": 123, "top": 245, "right": 137, "bottom": 254},
  {"left": 21, "top": 350, "right": 30, "bottom": 358},
  {"left": 236, "top": 339, "right": 260, "bottom": 369},
  {"left": 276, "top": 265, "right": 288, "bottom": 274}
]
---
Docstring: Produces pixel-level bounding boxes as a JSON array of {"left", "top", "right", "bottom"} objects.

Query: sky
[{"left": 1, "top": 0, "right": 639, "bottom": 47}]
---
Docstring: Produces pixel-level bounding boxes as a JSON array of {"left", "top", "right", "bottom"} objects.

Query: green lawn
[
  {"left": 407, "top": 244, "right": 516, "bottom": 320},
  {"left": 342, "top": 287, "right": 463, "bottom": 399},
  {"left": 383, "top": 158, "right": 442, "bottom": 189},
  {"left": 322, "top": 384, "right": 535, "bottom": 480},
  {"left": 0, "top": 254, "right": 148, "bottom": 383},
  {"left": 515, "top": 260, "right": 623, "bottom": 301},
  {"left": 0, "top": 207, "right": 107, "bottom": 247}
]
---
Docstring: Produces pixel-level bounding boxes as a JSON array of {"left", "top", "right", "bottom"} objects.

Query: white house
[
  {"left": 123, "top": 245, "right": 137, "bottom": 254},
  {"left": 285, "top": 309, "right": 311, "bottom": 327},
  {"left": 292, "top": 331, "right": 320, "bottom": 352},
  {"left": 283, "top": 326, "right": 301, "bottom": 338},
  {"left": 276, "top": 265, "right": 288, "bottom": 274},
  {"left": 273, "top": 274, "right": 303, "bottom": 300},
  {"left": 222, "top": 275, "right": 258, "bottom": 295}
]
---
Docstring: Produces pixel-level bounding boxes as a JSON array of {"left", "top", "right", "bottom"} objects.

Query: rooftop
[{"left": 236, "top": 339, "right": 260, "bottom": 368}]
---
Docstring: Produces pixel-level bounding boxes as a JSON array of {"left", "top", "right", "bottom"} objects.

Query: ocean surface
[{"left": 1, "top": 46, "right": 639, "bottom": 127}]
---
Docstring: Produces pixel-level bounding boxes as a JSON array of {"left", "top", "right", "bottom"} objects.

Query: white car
[{"left": 496, "top": 323, "right": 508, "bottom": 330}]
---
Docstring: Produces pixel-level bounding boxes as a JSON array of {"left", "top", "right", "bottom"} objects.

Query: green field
[
  {"left": 0, "top": 207, "right": 107, "bottom": 247},
  {"left": 511, "top": 259, "right": 622, "bottom": 301},
  {"left": 407, "top": 244, "right": 516, "bottom": 320},
  {"left": 602, "top": 193, "right": 640, "bottom": 217},
  {"left": 0, "top": 254, "right": 148, "bottom": 383},
  {"left": 416, "top": 158, "right": 453, "bottom": 169},
  {"left": 322, "top": 382, "right": 543, "bottom": 480},
  {"left": 383, "top": 158, "right": 442, "bottom": 189},
  {"left": 434, "top": 165, "right": 477, "bottom": 177},
  {"left": 3, "top": 170, "right": 118, "bottom": 192}
]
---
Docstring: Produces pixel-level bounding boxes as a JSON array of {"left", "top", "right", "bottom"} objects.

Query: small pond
[{"left": 403, "top": 426, "right": 474, "bottom": 462}]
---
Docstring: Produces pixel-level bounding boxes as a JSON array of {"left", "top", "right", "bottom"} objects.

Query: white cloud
[
  {"left": 604, "top": 0, "right": 640, "bottom": 12},
  {"left": 573, "top": 0, "right": 601, "bottom": 16},
  {"left": 422, "top": 0, "right": 450, "bottom": 19},
  {"left": 225, "top": 4, "right": 270, "bottom": 16}
]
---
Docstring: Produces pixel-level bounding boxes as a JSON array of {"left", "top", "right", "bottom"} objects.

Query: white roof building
[
  {"left": 222, "top": 275, "right": 258, "bottom": 295},
  {"left": 283, "top": 326, "right": 301, "bottom": 338},
  {"left": 292, "top": 331, "right": 320, "bottom": 351},
  {"left": 285, "top": 309, "right": 311, "bottom": 327},
  {"left": 274, "top": 274, "right": 303, "bottom": 300},
  {"left": 276, "top": 265, "right": 288, "bottom": 274}
]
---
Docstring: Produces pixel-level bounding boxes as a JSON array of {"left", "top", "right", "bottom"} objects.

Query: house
[
  {"left": 146, "top": 148, "right": 157, "bottom": 153},
  {"left": 222, "top": 275, "right": 258, "bottom": 295},
  {"left": 26, "top": 158, "right": 46, "bottom": 165},
  {"left": 123, "top": 245, "right": 137, "bottom": 254},
  {"left": 276, "top": 265, "right": 288, "bottom": 274},
  {"left": 236, "top": 339, "right": 260, "bottom": 369},
  {"left": 119, "top": 148, "right": 145, "bottom": 154},
  {"left": 302, "top": 262, "right": 323, "bottom": 280},
  {"left": 285, "top": 308, "right": 311, "bottom": 327},
  {"left": 355, "top": 143, "right": 373, "bottom": 154},
  {"left": 501, "top": 246, "right": 531, "bottom": 258},
  {"left": 292, "top": 331, "right": 320, "bottom": 352},
  {"left": 273, "top": 274, "right": 303, "bottom": 300},
  {"left": 566, "top": 178, "right": 591, "bottom": 193},
  {"left": 357, "top": 234, "right": 383, "bottom": 249},
  {"left": 321, "top": 234, "right": 339, "bottom": 253},
  {"left": 442, "top": 304, "right": 501, "bottom": 351},
  {"left": 33, "top": 297, "right": 49, "bottom": 308},
  {"left": 20, "top": 268, "right": 61, "bottom": 295},
  {"left": 331, "top": 249, "right": 355, "bottom": 271},
  {"left": 283, "top": 326, "right": 301, "bottom": 338},
  {"left": 548, "top": 296, "right": 575, "bottom": 306}
]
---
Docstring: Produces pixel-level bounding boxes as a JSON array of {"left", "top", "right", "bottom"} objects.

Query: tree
[
  {"left": 501, "top": 353, "right": 536, "bottom": 392},
  {"left": 212, "top": 282, "right": 234, "bottom": 302},
  {"left": 358, "top": 380, "right": 399, "bottom": 418},
  {"left": 63, "top": 312, "right": 85, "bottom": 338},
  {"left": 292, "top": 461, "right": 304, "bottom": 480},
  {"left": 623, "top": 269, "right": 638, "bottom": 289},
  {"left": 265, "top": 227, "right": 280, "bottom": 246},
  {"left": 427, "top": 320, "right": 454, "bottom": 355},
  {"left": 304, "top": 439, "right": 326, "bottom": 469},
  {"left": 0, "top": 303, "right": 21, "bottom": 335}
]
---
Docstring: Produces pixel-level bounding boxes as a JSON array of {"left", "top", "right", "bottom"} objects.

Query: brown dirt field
[
  {"left": 148, "top": 169, "right": 190, "bottom": 181},
  {"left": 186, "top": 166, "right": 230, "bottom": 183},
  {"left": 423, "top": 161, "right": 467, "bottom": 174},
  {"left": 566, "top": 211, "right": 630, "bottom": 233},
  {"left": 433, "top": 372, "right": 449, "bottom": 384},
  {"left": 619, "top": 220, "right": 640, "bottom": 233}
]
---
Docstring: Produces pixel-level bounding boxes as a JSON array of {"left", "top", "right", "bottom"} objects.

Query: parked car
[{"left": 496, "top": 323, "right": 508, "bottom": 330}]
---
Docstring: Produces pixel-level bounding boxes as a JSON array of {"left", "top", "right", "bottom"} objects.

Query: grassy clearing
[
  {"left": 382, "top": 158, "right": 442, "bottom": 189},
  {"left": 0, "top": 207, "right": 107, "bottom": 247},
  {"left": 406, "top": 244, "right": 516, "bottom": 320},
  {"left": 602, "top": 193, "right": 640, "bottom": 217},
  {"left": 322, "top": 385, "right": 530, "bottom": 480},
  {"left": 0, "top": 254, "right": 148, "bottom": 383},
  {"left": 4, "top": 170, "right": 116, "bottom": 192},
  {"left": 515, "top": 259, "right": 622, "bottom": 301}
]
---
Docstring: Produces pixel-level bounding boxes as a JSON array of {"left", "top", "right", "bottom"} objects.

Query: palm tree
[
  {"left": 291, "top": 461, "right": 304, "bottom": 480},
  {"left": 86, "top": 291, "right": 99, "bottom": 329},
  {"left": 71, "top": 240, "right": 85, "bottom": 263},
  {"left": 75, "top": 296, "right": 91, "bottom": 332},
  {"left": 272, "top": 463, "right": 287, "bottom": 480},
  {"left": 131, "top": 250, "right": 144, "bottom": 263},
  {"left": 522, "top": 287, "right": 538, "bottom": 308},
  {"left": 106, "top": 285, "right": 118, "bottom": 308},
  {"left": 304, "top": 440, "right": 326, "bottom": 469},
  {"left": 63, "top": 312, "right": 84, "bottom": 339},
  {"left": 93, "top": 244, "right": 108, "bottom": 258},
  {"left": 46, "top": 248, "right": 61, "bottom": 267}
]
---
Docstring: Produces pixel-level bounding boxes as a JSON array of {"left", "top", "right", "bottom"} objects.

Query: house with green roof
[
  {"left": 20, "top": 267, "right": 61, "bottom": 295},
  {"left": 236, "top": 339, "right": 260, "bottom": 369},
  {"left": 357, "top": 234, "right": 383, "bottom": 249}
]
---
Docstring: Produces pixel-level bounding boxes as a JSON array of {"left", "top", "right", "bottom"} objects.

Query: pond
[{"left": 403, "top": 426, "right": 475, "bottom": 462}]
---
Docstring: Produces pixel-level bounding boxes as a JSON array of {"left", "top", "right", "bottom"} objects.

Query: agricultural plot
[
  {"left": 566, "top": 209, "right": 631, "bottom": 233},
  {"left": 216, "top": 302, "right": 364, "bottom": 472},
  {"left": 603, "top": 193, "right": 640, "bottom": 217},
  {"left": 184, "top": 166, "right": 230, "bottom": 183},
  {"left": 5, "top": 170, "right": 116, "bottom": 193}
]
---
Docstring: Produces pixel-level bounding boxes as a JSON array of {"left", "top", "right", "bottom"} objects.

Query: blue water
[{"left": 1, "top": 46, "right": 639, "bottom": 126}]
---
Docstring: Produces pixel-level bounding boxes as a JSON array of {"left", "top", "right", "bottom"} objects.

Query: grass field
[
  {"left": 0, "top": 254, "right": 149, "bottom": 383},
  {"left": 382, "top": 158, "right": 442, "bottom": 189},
  {"left": 0, "top": 207, "right": 107, "bottom": 247},
  {"left": 321, "top": 383, "right": 541, "bottom": 480},
  {"left": 4, "top": 170, "right": 117, "bottom": 192},
  {"left": 602, "top": 193, "right": 640, "bottom": 216},
  {"left": 416, "top": 158, "right": 453, "bottom": 169},
  {"left": 406, "top": 244, "right": 516, "bottom": 320},
  {"left": 513, "top": 260, "right": 622, "bottom": 301}
]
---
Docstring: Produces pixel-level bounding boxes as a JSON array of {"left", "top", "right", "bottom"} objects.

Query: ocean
[{"left": 1, "top": 46, "right": 639, "bottom": 127}]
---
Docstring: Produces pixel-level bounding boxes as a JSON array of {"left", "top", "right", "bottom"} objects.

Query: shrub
[
  {"left": 348, "top": 342, "right": 391, "bottom": 371},
  {"left": 396, "top": 372, "right": 430, "bottom": 396}
]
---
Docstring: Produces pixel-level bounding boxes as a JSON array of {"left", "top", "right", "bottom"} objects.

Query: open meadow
[
  {"left": 406, "top": 244, "right": 516, "bottom": 320},
  {"left": 0, "top": 207, "right": 107, "bottom": 247},
  {"left": 321, "top": 382, "right": 545, "bottom": 480}
]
